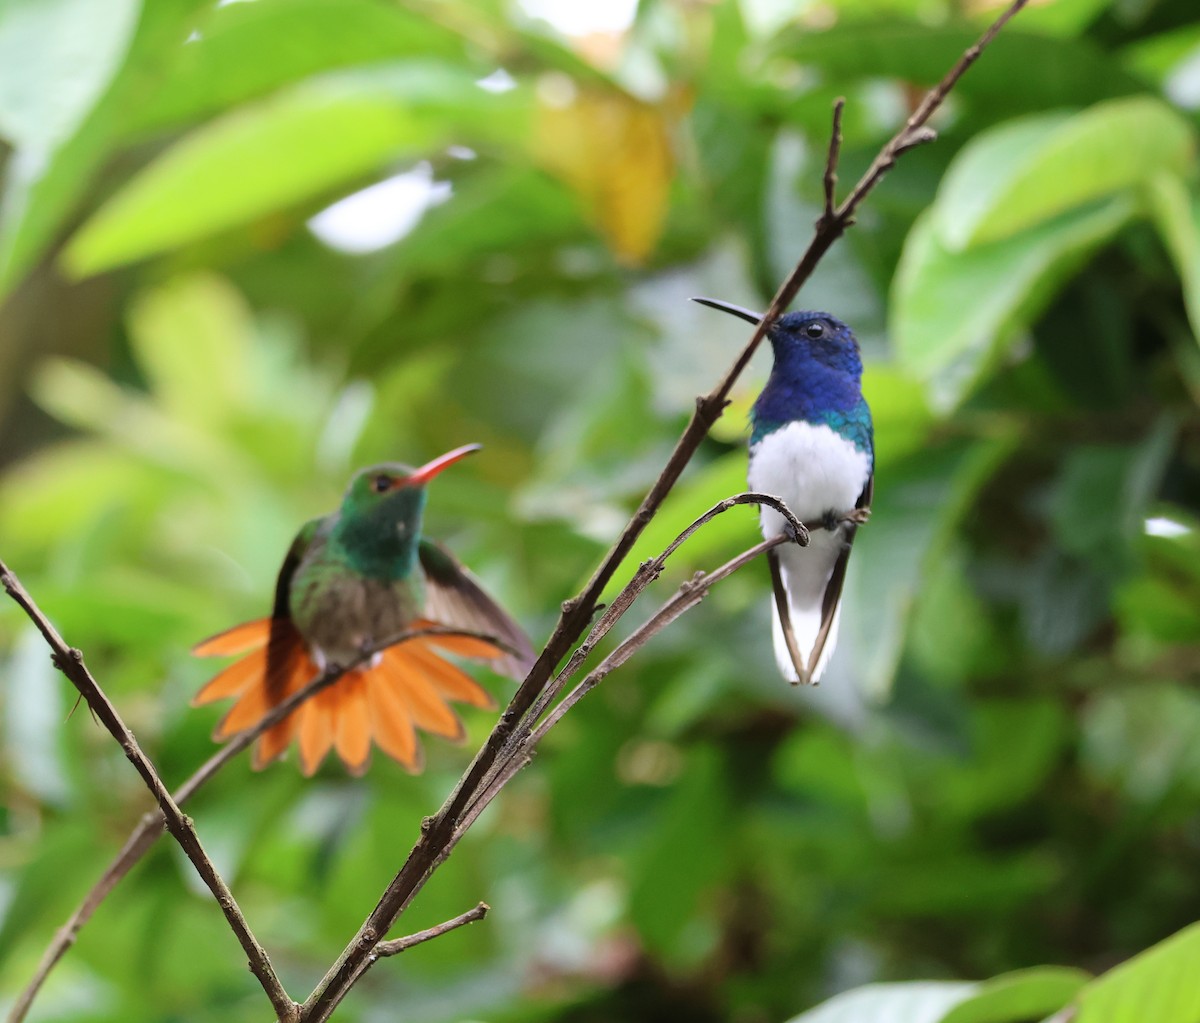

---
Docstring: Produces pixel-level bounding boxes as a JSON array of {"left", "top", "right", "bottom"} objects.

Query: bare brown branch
[
  {"left": 5, "top": 620, "right": 511, "bottom": 1023},
  {"left": 0, "top": 559, "right": 300, "bottom": 1022},
  {"left": 299, "top": 2, "right": 1028, "bottom": 1017},
  {"left": 522, "top": 491, "right": 807, "bottom": 731},
  {"left": 822, "top": 98, "right": 846, "bottom": 221},
  {"left": 374, "top": 902, "right": 489, "bottom": 957},
  {"left": 456, "top": 534, "right": 793, "bottom": 832},
  {"left": 3, "top": 0, "right": 1029, "bottom": 1017}
]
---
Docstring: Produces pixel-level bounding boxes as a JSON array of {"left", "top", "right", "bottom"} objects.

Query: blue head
[{"left": 693, "top": 298, "right": 872, "bottom": 457}]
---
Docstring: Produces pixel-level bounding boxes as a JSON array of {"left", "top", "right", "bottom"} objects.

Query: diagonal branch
[
  {"left": 374, "top": 902, "right": 490, "bottom": 958},
  {"left": 5, "top": 617, "right": 513, "bottom": 1023},
  {"left": 522, "top": 492, "right": 807, "bottom": 732},
  {"left": 455, "top": 533, "right": 794, "bottom": 835},
  {"left": 299, "top": 2, "right": 1028, "bottom": 1017},
  {"left": 0, "top": 559, "right": 300, "bottom": 1023}
]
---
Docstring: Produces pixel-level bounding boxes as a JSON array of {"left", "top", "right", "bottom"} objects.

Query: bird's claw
[
  {"left": 783, "top": 519, "right": 809, "bottom": 545},
  {"left": 844, "top": 507, "right": 871, "bottom": 526}
]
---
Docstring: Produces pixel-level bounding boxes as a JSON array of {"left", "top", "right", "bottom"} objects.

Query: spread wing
[{"left": 418, "top": 539, "right": 536, "bottom": 681}]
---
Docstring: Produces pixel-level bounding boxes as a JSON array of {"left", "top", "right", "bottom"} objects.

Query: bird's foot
[
  {"left": 783, "top": 519, "right": 809, "bottom": 545},
  {"left": 843, "top": 507, "right": 871, "bottom": 526}
]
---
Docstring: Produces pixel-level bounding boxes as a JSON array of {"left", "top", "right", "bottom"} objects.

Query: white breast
[{"left": 748, "top": 420, "right": 871, "bottom": 535}]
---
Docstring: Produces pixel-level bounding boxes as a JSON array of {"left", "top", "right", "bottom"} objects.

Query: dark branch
[
  {"left": 0, "top": 560, "right": 299, "bottom": 1023},
  {"left": 522, "top": 492, "right": 806, "bottom": 730},
  {"left": 374, "top": 902, "right": 489, "bottom": 958},
  {"left": 299, "top": 2, "right": 1028, "bottom": 1017},
  {"left": 822, "top": 98, "right": 845, "bottom": 221},
  {"left": 5, "top": 620, "right": 512, "bottom": 1023}
]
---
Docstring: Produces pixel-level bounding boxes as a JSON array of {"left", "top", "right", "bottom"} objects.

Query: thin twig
[
  {"left": 374, "top": 902, "right": 489, "bottom": 957},
  {"left": 0, "top": 560, "right": 300, "bottom": 1023},
  {"left": 5, "top": 620, "right": 510, "bottom": 1023},
  {"left": 534, "top": 536, "right": 787, "bottom": 738},
  {"left": 300, "top": 496, "right": 804, "bottom": 1020},
  {"left": 822, "top": 98, "right": 845, "bottom": 220},
  {"left": 523, "top": 492, "right": 806, "bottom": 732},
  {"left": 456, "top": 535, "right": 792, "bottom": 833},
  {"left": 299, "top": 3, "right": 1027, "bottom": 1017}
]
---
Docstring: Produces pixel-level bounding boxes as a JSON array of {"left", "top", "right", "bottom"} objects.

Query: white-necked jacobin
[{"left": 694, "top": 298, "right": 874, "bottom": 685}]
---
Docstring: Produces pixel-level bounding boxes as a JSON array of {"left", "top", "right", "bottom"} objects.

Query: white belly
[{"left": 748, "top": 420, "right": 870, "bottom": 536}]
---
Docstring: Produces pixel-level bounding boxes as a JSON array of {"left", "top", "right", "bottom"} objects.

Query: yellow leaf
[{"left": 536, "top": 89, "right": 674, "bottom": 264}]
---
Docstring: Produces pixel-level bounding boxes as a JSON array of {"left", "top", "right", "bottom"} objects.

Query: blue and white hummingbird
[{"left": 694, "top": 298, "right": 874, "bottom": 685}]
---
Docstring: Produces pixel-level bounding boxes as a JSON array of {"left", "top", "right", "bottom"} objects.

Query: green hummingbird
[{"left": 193, "top": 444, "right": 536, "bottom": 775}]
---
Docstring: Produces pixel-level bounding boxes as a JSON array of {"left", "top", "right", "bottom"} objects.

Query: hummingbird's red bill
[{"left": 406, "top": 443, "right": 483, "bottom": 487}]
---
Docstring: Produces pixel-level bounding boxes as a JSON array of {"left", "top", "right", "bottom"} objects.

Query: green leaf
[
  {"left": 1047, "top": 421, "right": 1176, "bottom": 574},
  {"left": 1, "top": 627, "right": 72, "bottom": 806},
  {"left": 0, "top": 2, "right": 207, "bottom": 296},
  {"left": 841, "top": 435, "right": 1014, "bottom": 699},
  {"left": 773, "top": 24, "right": 1143, "bottom": 120},
  {"left": 1147, "top": 174, "right": 1200, "bottom": 343},
  {"left": 1081, "top": 685, "right": 1200, "bottom": 805},
  {"left": 127, "top": 273, "right": 256, "bottom": 428},
  {"left": 629, "top": 747, "right": 730, "bottom": 963},
  {"left": 893, "top": 197, "right": 1135, "bottom": 408},
  {"left": 128, "top": 0, "right": 466, "bottom": 134},
  {"left": 1122, "top": 23, "right": 1200, "bottom": 86},
  {"left": 938, "top": 966, "right": 1089, "bottom": 1023},
  {"left": 63, "top": 88, "right": 429, "bottom": 277},
  {"left": 0, "top": 0, "right": 139, "bottom": 152},
  {"left": 862, "top": 366, "right": 934, "bottom": 467},
  {"left": 0, "top": 0, "right": 141, "bottom": 290},
  {"left": 30, "top": 358, "right": 228, "bottom": 474},
  {"left": 62, "top": 67, "right": 527, "bottom": 276},
  {"left": 933, "top": 97, "right": 1194, "bottom": 250},
  {"left": 1004, "top": 0, "right": 1110, "bottom": 36},
  {"left": 1074, "top": 921, "right": 1200, "bottom": 1023},
  {"left": 603, "top": 452, "right": 750, "bottom": 599},
  {"left": 784, "top": 982, "right": 977, "bottom": 1023}
]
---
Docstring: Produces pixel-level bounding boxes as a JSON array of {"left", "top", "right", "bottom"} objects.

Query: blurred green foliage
[{"left": 2, "top": 0, "right": 1200, "bottom": 1021}]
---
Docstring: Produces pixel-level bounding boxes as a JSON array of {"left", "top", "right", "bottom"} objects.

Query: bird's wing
[
  {"left": 805, "top": 473, "right": 874, "bottom": 682},
  {"left": 265, "top": 516, "right": 324, "bottom": 697},
  {"left": 417, "top": 538, "right": 537, "bottom": 681},
  {"left": 192, "top": 517, "right": 325, "bottom": 770}
]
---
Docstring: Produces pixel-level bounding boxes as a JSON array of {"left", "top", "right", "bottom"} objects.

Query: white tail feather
[
  {"left": 770, "top": 539, "right": 844, "bottom": 683},
  {"left": 770, "top": 595, "right": 840, "bottom": 683}
]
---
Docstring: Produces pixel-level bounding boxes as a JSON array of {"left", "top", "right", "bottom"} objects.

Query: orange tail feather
[
  {"left": 365, "top": 672, "right": 421, "bottom": 772},
  {"left": 297, "top": 689, "right": 337, "bottom": 776},
  {"left": 192, "top": 647, "right": 268, "bottom": 705},
  {"left": 382, "top": 645, "right": 466, "bottom": 739},
  {"left": 193, "top": 618, "right": 271, "bottom": 657},
  {"left": 401, "top": 640, "right": 495, "bottom": 709},
  {"left": 193, "top": 626, "right": 499, "bottom": 773},
  {"left": 334, "top": 674, "right": 372, "bottom": 775},
  {"left": 251, "top": 635, "right": 317, "bottom": 769},
  {"left": 412, "top": 618, "right": 507, "bottom": 662}
]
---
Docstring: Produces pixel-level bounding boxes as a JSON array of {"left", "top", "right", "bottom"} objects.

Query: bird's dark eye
[
  {"left": 372, "top": 475, "right": 392, "bottom": 493},
  {"left": 804, "top": 321, "right": 825, "bottom": 339}
]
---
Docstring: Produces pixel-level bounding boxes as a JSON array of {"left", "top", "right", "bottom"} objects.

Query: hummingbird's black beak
[{"left": 691, "top": 296, "right": 763, "bottom": 326}]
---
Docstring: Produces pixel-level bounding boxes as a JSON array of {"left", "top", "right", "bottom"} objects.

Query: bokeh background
[{"left": 2, "top": 0, "right": 1200, "bottom": 1020}]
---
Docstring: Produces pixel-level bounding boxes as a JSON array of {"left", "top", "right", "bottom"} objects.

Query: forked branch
[
  {"left": 300, "top": 1, "right": 1028, "bottom": 1017},
  {"left": 0, "top": 560, "right": 299, "bottom": 1023},
  {"left": 3, "top": 0, "right": 1029, "bottom": 1018}
]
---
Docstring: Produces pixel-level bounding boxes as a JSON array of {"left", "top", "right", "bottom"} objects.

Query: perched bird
[
  {"left": 193, "top": 444, "right": 536, "bottom": 774},
  {"left": 693, "top": 299, "right": 874, "bottom": 684}
]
